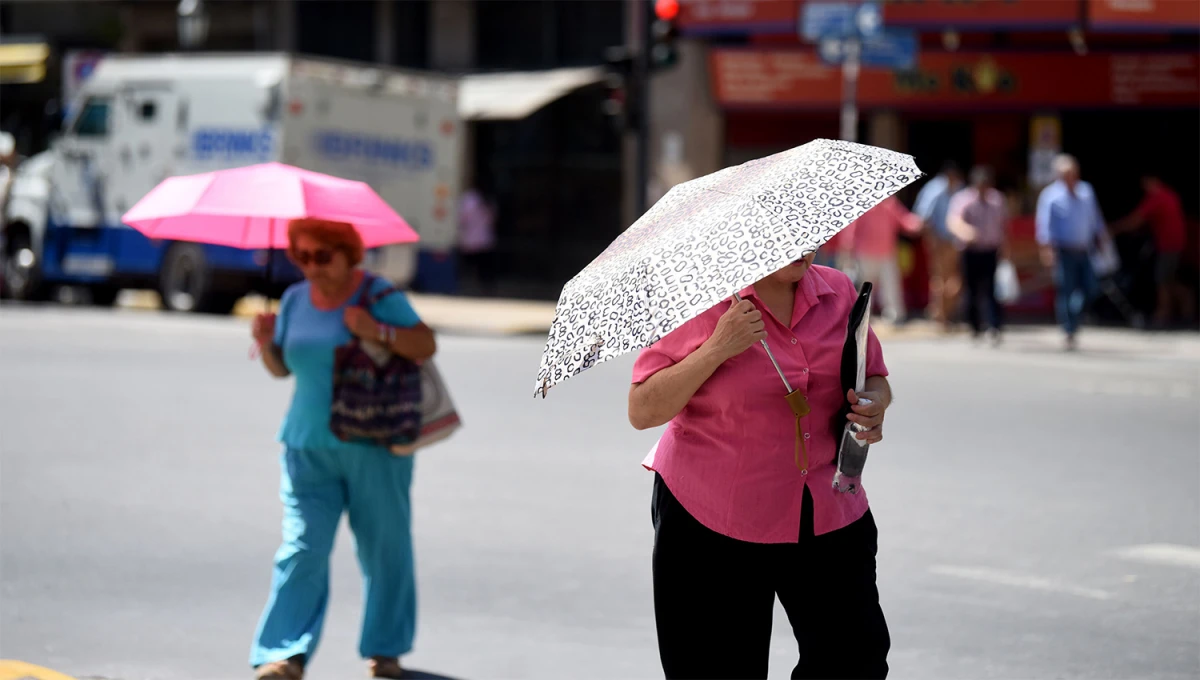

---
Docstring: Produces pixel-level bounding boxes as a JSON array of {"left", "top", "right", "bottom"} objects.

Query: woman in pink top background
[
  {"left": 628, "top": 250, "right": 893, "bottom": 679},
  {"left": 837, "top": 196, "right": 923, "bottom": 325}
]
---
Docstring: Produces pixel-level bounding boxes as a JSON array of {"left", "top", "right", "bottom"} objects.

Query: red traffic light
[{"left": 655, "top": 0, "right": 680, "bottom": 22}]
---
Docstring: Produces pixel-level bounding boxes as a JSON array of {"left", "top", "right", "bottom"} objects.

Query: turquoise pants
[{"left": 250, "top": 447, "right": 416, "bottom": 667}]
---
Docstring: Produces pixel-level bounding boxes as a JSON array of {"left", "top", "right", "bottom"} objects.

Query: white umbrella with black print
[{"left": 534, "top": 138, "right": 922, "bottom": 399}]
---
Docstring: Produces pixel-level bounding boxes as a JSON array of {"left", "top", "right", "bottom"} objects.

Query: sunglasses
[{"left": 291, "top": 248, "right": 334, "bottom": 266}]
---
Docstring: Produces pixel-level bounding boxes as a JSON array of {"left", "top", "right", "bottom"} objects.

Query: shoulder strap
[{"left": 361, "top": 272, "right": 401, "bottom": 308}]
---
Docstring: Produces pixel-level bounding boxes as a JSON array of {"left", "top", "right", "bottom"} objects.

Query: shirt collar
[
  {"left": 1053, "top": 179, "right": 1084, "bottom": 200},
  {"left": 738, "top": 265, "right": 837, "bottom": 328}
]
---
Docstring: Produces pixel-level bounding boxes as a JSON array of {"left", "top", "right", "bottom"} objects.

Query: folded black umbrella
[{"left": 834, "top": 282, "right": 873, "bottom": 494}]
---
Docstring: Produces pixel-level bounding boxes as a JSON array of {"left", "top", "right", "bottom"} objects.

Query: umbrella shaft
[
  {"left": 732, "top": 293, "right": 794, "bottom": 393},
  {"left": 761, "top": 339, "right": 793, "bottom": 394}
]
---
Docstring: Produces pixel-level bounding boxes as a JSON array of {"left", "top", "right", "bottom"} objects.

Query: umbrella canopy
[
  {"left": 534, "top": 139, "right": 922, "bottom": 397},
  {"left": 121, "top": 162, "right": 419, "bottom": 250}
]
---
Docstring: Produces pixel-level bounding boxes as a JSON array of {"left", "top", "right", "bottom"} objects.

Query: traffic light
[
  {"left": 602, "top": 45, "right": 639, "bottom": 130},
  {"left": 650, "top": 0, "right": 680, "bottom": 70}
]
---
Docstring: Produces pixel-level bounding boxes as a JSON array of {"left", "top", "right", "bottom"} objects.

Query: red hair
[{"left": 287, "top": 218, "right": 365, "bottom": 266}]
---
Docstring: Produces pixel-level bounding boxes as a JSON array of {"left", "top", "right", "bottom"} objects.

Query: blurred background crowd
[{"left": 1, "top": 0, "right": 1197, "bottom": 329}]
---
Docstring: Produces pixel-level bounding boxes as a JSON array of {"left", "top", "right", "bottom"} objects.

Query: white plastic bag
[
  {"left": 995, "top": 259, "right": 1021, "bottom": 304},
  {"left": 1091, "top": 234, "right": 1121, "bottom": 278}
]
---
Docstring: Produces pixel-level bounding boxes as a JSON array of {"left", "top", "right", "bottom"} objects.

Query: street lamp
[{"left": 177, "top": 0, "right": 210, "bottom": 50}]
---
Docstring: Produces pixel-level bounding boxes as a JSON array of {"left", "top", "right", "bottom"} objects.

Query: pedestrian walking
[
  {"left": 457, "top": 187, "right": 498, "bottom": 295},
  {"left": 842, "top": 195, "right": 923, "bottom": 324},
  {"left": 1036, "top": 154, "right": 1106, "bottom": 350},
  {"left": 947, "top": 166, "right": 1009, "bottom": 344},
  {"left": 912, "top": 161, "right": 965, "bottom": 330},
  {"left": 534, "top": 138, "right": 919, "bottom": 679},
  {"left": 1110, "top": 173, "right": 1195, "bottom": 328},
  {"left": 629, "top": 256, "right": 893, "bottom": 680},
  {"left": 249, "top": 218, "right": 437, "bottom": 680}
]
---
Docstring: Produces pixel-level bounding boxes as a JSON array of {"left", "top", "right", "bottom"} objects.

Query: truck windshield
[{"left": 72, "top": 98, "right": 112, "bottom": 137}]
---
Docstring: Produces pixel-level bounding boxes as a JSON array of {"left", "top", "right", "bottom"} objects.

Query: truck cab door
[
  {"left": 111, "top": 87, "right": 179, "bottom": 220},
  {"left": 49, "top": 95, "right": 115, "bottom": 229}
]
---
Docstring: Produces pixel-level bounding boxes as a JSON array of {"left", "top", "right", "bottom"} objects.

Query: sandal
[
  {"left": 255, "top": 658, "right": 304, "bottom": 680},
  {"left": 368, "top": 656, "right": 405, "bottom": 678}
]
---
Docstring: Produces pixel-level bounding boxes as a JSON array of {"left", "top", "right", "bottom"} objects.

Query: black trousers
[
  {"left": 651, "top": 474, "right": 889, "bottom": 680},
  {"left": 962, "top": 249, "right": 1002, "bottom": 334}
]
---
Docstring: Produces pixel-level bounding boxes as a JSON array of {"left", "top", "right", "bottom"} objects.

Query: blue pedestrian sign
[
  {"left": 820, "top": 28, "right": 919, "bottom": 70},
  {"left": 862, "top": 28, "right": 917, "bottom": 70},
  {"left": 801, "top": 2, "right": 883, "bottom": 42}
]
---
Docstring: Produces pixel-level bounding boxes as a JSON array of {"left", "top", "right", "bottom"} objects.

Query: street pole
[
  {"left": 840, "top": 37, "right": 861, "bottom": 143},
  {"left": 634, "top": 0, "right": 652, "bottom": 217}
]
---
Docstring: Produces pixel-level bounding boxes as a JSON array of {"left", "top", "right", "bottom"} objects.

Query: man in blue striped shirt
[{"left": 1036, "top": 154, "right": 1106, "bottom": 350}]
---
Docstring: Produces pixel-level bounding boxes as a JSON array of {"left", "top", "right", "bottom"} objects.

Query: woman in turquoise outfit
[{"left": 249, "top": 218, "right": 436, "bottom": 680}]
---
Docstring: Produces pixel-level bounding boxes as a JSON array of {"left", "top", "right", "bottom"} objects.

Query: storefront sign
[
  {"left": 710, "top": 49, "right": 1200, "bottom": 109},
  {"left": 882, "top": 0, "right": 1082, "bottom": 29},
  {"left": 1088, "top": 0, "right": 1200, "bottom": 31},
  {"left": 680, "top": 0, "right": 1088, "bottom": 33}
]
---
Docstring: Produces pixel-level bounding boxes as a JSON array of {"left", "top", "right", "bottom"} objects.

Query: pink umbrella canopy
[{"left": 121, "top": 162, "right": 419, "bottom": 250}]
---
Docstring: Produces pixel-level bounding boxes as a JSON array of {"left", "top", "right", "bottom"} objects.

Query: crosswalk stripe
[
  {"left": 1112, "top": 543, "right": 1200, "bottom": 570},
  {"left": 929, "top": 565, "right": 1115, "bottom": 601}
]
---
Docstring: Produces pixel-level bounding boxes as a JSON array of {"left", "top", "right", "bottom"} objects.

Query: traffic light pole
[
  {"left": 634, "top": 0, "right": 652, "bottom": 218},
  {"left": 840, "top": 37, "right": 861, "bottom": 143}
]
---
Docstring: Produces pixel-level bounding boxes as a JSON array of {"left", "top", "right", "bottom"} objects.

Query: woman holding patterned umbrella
[{"left": 534, "top": 139, "right": 920, "bottom": 679}]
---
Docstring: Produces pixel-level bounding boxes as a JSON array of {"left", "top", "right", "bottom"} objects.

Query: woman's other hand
[
  {"left": 252, "top": 313, "right": 276, "bottom": 347},
  {"left": 847, "top": 388, "right": 887, "bottom": 444},
  {"left": 343, "top": 306, "right": 377, "bottom": 340},
  {"left": 705, "top": 299, "right": 766, "bottom": 361}
]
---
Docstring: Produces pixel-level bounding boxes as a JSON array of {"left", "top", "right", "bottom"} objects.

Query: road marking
[
  {"left": 929, "top": 565, "right": 1115, "bottom": 601},
  {"left": 0, "top": 660, "right": 78, "bottom": 680},
  {"left": 1076, "top": 380, "right": 1196, "bottom": 399},
  {"left": 1112, "top": 544, "right": 1200, "bottom": 570}
]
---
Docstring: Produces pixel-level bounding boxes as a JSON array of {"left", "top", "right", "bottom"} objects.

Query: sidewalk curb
[
  {"left": 122, "top": 291, "right": 945, "bottom": 340},
  {"left": 230, "top": 293, "right": 559, "bottom": 336}
]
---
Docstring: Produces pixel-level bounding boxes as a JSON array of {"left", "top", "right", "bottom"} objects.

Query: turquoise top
[{"left": 274, "top": 275, "right": 421, "bottom": 453}]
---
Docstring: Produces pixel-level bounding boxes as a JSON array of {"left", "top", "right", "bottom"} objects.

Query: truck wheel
[
  {"left": 2, "top": 230, "right": 49, "bottom": 301},
  {"left": 159, "top": 243, "right": 235, "bottom": 314},
  {"left": 88, "top": 284, "right": 121, "bottom": 307}
]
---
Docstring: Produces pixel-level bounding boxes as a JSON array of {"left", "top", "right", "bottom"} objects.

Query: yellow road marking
[{"left": 0, "top": 660, "right": 79, "bottom": 680}]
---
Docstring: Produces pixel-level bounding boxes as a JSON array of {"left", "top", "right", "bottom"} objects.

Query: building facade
[{"left": 653, "top": 0, "right": 1200, "bottom": 317}]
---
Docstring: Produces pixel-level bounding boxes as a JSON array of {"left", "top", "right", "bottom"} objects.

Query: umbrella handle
[{"left": 732, "top": 293, "right": 793, "bottom": 394}]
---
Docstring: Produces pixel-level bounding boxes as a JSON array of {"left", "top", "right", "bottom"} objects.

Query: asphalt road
[{"left": 2, "top": 305, "right": 1198, "bottom": 680}]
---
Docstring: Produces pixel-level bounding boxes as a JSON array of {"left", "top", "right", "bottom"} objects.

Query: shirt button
[
  {"left": 791, "top": 337, "right": 797, "bottom": 344},
  {"left": 802, "top": 368, "right": 809, "bottom": 374},
  {"left": 804, "top": 433, "right": 811, "bottom": 440}
]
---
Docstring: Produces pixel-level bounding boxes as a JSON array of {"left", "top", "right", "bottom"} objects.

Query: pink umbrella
[{"left": 121, "top": 162, "right": 419, "bottom": 250}]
